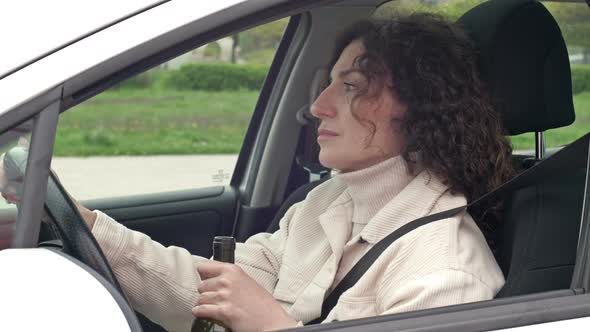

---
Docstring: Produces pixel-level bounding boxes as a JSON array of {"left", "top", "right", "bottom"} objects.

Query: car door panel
[
  {"left": 84, "top": 186, "right": 238, "bottom": 258},
  {"left": 84, "top": 186, "right": 238, "bottom": 332},
  {"left": 297, "top": 290, "right": 590, "bottom": 332}
]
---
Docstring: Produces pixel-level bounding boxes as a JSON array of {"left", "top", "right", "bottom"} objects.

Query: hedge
[
  {"left": 114, "top": 63, "right": 590, "bottom": 94},
  {"left": 164, "top": 63, "right": 270, "bottom": 91},
  {"left": 572, "top": 64, "right": 590, "bottom": 95}
]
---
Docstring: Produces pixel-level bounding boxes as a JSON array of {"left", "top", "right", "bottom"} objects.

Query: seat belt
[
  {"left": 295, "top": 68, "right": 331, "bottom": 182},
  {"left": 307, "top": 132, "right": 590, "bottom": 325}
]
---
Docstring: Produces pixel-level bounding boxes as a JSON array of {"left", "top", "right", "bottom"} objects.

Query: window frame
[{"left": 0, "top": 86, "right": 61, "bottom": 249}]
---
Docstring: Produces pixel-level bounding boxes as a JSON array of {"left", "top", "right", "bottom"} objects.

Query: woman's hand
[
  {"left": 0, "top": 158, "right": 96, "bottom": 230},
  {"left": 72, "top": 198, "right": 97, "bottom": 230},
  {"left": 193, "top": 261, "right": 298, "bottom": 332},
  {"left": 0, "top": 156, "right": 22, "bottom": 205}
]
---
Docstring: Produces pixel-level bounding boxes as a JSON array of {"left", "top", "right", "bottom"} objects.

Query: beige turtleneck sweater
[
  {"left": 329, "top": 156, "right": 412, "bottom": 291},
  {"left": 91, "top": 156, "right": 505, "bottom": 331}
]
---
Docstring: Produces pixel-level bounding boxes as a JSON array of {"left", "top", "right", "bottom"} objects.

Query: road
[
  {"left": 4, "top": 151, "right": 536, "bottom": 204},
  {"left": 51, "top": 154, "right": 238, "bottom": 200}
]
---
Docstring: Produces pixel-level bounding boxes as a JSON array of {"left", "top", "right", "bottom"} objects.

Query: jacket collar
[
  {"left": 359, "top": 170, "right": 449, "bottom": 244},
  {"left": 337, "top": 155, "right": 412, "bottom": 226},
  {"left": 317, "top": 168, "right": 450, "bottom": 253}
]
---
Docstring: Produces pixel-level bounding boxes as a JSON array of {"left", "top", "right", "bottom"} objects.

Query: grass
[
  {"left": 55, "top": 89, "right": 258, "bottom": 156},
  {"left": 54, "top": 89, "right": 590, "bottom": 156}
]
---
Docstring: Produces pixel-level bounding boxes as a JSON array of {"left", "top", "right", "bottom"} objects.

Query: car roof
[
  {"left": 0, "top": 0, "right": 165, "bottom": 78},
  {"left": 0, "top": 0, "right": 264, "bottom": 117}
]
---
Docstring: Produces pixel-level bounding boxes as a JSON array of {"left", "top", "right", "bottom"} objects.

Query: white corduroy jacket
[{"left": 92, "top": 157, "right": 505, "bottom": 332}]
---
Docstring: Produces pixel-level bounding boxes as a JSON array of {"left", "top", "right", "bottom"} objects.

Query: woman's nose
[{"left": 310, "top": 88, "right": 337, "bottom": 119}]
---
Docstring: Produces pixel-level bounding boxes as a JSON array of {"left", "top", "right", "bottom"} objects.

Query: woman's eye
[{"left": 343, "top": 82, "right": 357, "bottom": 92}]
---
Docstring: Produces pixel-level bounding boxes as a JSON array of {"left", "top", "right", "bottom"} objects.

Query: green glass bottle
[{"left": 191, "top": 236, "right": 236, "bottom": 332}]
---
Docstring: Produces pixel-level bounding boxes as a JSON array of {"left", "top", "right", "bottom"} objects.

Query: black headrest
[{"left": 457, "top": 0, "right": 575, "bottom": 135}]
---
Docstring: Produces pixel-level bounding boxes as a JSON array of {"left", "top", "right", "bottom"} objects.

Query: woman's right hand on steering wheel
[
  {"left": 0, "top": 151, "right": 97, "bottom": 230},
  {"left": 72, "top": 198, "right": 97, "bottom": 230},
  {"left": 0, "top": 153, "right": 23, "bottom": 205}
]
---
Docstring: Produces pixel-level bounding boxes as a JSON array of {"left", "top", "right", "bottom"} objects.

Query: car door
[
  {"left": 48, "top": 9, "right": 309, "bottom": 332},
  {"left": 52, "top": 9, "right": 307, "bottom": 259}
]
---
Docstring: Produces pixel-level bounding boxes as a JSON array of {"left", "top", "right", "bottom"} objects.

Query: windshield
[{"left": 0, "top": 123, "right": 32, "bottom": 250}]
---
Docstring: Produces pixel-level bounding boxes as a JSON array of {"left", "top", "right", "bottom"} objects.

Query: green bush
[
  {"left": 572, "top": 64, "right": 590, "bottom": 94},
  {"left": 164, "top": 63, "right": 269, "bottom": 91}
]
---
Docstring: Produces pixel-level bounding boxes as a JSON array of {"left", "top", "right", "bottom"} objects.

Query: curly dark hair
[{"left": 330, "top": 14, "right": 515, "bottom": 241}]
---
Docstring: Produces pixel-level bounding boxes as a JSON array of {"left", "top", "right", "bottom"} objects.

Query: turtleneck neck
[{"left": 336, "top": 155, "right": 415, "bottom": 225}]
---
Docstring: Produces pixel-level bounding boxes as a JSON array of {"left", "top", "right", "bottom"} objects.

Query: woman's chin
[
  {"left": 318, "top": 154, "right": 349, "bottom": 172},
  {"left": 318, "top": 156, "right": 334, "bottom": 170}
]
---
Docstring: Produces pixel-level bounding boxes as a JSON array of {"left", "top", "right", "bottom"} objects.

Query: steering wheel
[
  {"left": 44, "top": 169, "right": 126, "bottom": 290},
  {"left": 39, "top": 172, "right": 143, "bottom": 331},
  {"left": 3, "top": 147, "right": 131, "bottom": 303}
]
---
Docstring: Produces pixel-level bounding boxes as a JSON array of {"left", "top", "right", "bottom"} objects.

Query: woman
[{"left": 76, "top": 14, "right": 513, "bottom": 332}]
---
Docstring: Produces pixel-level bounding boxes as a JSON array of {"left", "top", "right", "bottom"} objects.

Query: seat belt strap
[
  {"left": 307, "top": 206, "right": 466, "bottom": 325},
  {"left": 307, "top": 132, "right": 590, "bottom": 325}
]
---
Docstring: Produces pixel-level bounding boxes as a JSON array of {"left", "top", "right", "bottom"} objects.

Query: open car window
[
  {"left": 375, "top": 0, "right": 589, "bottom": 154},
  {"left": 502, "top": 1, "right": 588, "bottom": 152},
  {"left": 540, "top": 1, "right": 590, "bottom": 150},
  {"left": 52, "top": 17, "right": 290, "bottom": 200}
]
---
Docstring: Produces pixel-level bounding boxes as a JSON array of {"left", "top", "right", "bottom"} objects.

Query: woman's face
[{"left": 310, "top": 40, "right": 406, "bottom": 172}]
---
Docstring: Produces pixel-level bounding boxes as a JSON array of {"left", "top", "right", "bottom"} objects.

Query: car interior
[{"left": 1, "top": 0, "right": 589, "bottom": 331}]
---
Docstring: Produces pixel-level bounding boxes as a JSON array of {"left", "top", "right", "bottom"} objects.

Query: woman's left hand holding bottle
[{"left": 193, "top": 261, "right": 298, "bottom": 332}]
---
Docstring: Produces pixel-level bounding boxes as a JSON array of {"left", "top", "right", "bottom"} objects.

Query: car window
[
  {"left": 52, "top": 18, "right": 289, "bottom": 200},
  {"left": 541, "top": 2, "right": 589, "bottom": 150},
  {"left": 499, "top": 1, "right": 590, "bottom": 152},
  {"left": 375, "top": 0, "right": 589, "bottom": 153},
  {"left": 0, "top": 121, "right": 33, "bottom": 250}
]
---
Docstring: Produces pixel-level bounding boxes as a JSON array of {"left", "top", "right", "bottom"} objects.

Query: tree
[{"left": 231, "top": 34, "right": 240, "bottom": 64}]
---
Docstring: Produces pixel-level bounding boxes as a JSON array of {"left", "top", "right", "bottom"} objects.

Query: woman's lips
[{"left": 317, "top": 129, "right": 339, "bottom": 141}]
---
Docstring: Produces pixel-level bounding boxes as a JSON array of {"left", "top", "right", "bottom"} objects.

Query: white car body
[{"left": 0, "top": 248, "right": 131, "bottom": 331}]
